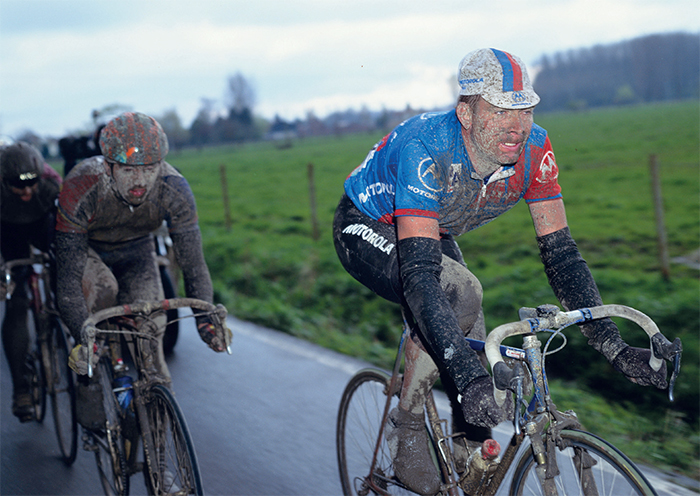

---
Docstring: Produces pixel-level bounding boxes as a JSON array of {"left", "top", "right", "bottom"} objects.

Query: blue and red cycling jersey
[{"left": 344, "top": 110, "right": 562, "bottom": 237}]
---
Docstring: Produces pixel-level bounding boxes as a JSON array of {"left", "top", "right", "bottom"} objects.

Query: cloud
[{"left": 0, "top": 0, "right": 698, "bottom": 136}]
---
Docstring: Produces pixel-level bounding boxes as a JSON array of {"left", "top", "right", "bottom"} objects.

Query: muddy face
[
  {"left": 458, "top": 98, "right": 534, "bottom": 175},
  {"left": 10, "top": 183, "right": 38, "bottom": 202},
  {"left": 109, "top": 162, "right": 160, "bottom": 205}
]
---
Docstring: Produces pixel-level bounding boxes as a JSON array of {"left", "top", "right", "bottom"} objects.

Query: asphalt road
[{"left": 1, "top": 312, "right": 696, "bottom": 495}]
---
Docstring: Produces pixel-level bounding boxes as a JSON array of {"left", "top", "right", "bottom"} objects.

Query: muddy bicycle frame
[
  {"left": 360, "top": 304, "right": 681, "bottom": 496},
  {"left": 81, "top": 297, "right": 232, "bottom": 495}
]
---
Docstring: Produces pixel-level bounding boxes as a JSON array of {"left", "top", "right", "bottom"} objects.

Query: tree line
[{"left": 533, "top": 31, "right": 699, "bottom": 112}]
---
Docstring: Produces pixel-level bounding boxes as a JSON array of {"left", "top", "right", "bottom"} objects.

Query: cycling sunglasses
[{"left": 5, "top": 173, "right": 39, "bottom": 189}]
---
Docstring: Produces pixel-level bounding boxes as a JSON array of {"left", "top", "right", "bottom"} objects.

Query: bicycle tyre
[
  {"left": 93, "top": 360, "right": 130, "bottom": 496},
  {"left": 141, "top": 384, "right": 203, "bottom": 496},
  {"left": 29, "top": 319, "right": 47, "bottom": 423},
  {"left": 337, "top": 368, "right": 428, "bottom": 496},
  {"left": 510, "top": 429, "right": 657, "bottom": 496},
  {"left": 47, "top": 316, "right": 78, "bottom": 465}
]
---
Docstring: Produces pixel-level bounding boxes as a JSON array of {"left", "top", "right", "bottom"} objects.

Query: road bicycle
[
  {"left": 79, "top": 297, "right": 232, "bottom": 496},
  {"left": 3, "top": 249, "right": 78, "bottom": 465},
  {"left": 336, "top": 303, "right": 682, "bottom": 496}
]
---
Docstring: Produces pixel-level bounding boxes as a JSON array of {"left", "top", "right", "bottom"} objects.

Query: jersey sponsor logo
[
  {"left": 418, "top": 158, "right": 443, "bottom": 193},
  {"left": 536, "top": 151, "right": 558, "bottom": 184},
  {"left": 407, "top": 184, "right": 438, "bottom": 201},
  {"left": 357, "top": 182, "right": 395, "bottom": 203},
  {"left": 341, "top": 223, "right": 395, "bottom": 255}
]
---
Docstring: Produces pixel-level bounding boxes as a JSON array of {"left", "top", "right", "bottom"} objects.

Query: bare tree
[{"left": 225, "top": 72, "right": 256, "bottom": 115}]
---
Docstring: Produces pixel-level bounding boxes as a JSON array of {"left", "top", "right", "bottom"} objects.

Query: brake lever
[
  {"left": 668, "top": 351, "right": 682, "bottom": 402},
  {"left": 509, "top": 362, "right": 526, "bottom": 436},
  {"left": 83, "top": 324, "right": 97, "bottom": 378},
  {"left": 513, "top": 374, "right": 523, "bottom": 436}
]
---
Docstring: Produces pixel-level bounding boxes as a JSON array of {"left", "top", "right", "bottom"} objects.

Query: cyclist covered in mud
[
  {"left": 55, "top": 112, "right": 227, "bottom": 427},
  {"left": 0, "top": 141, "right": 62, "bottom": 421},
  {"left": 333, "top": 48, "right": 669, "bottom": 495}
]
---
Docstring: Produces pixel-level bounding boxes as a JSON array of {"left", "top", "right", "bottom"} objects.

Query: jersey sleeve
[
  {"left": 162, "top": 174, "right": 200, "bottom": 234},
  {"left": 56, "top": 173, "right": 99, "bottom": 234},
  {"left": 523, "top": 136, "right": 562, "bottom": 203},
  {"left": 394, "top": 140, "right": 441, "bottom": 219}
]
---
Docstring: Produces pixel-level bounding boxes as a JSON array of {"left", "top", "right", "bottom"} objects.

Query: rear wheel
[
  {"left": 511, "top": 429, "right": 657, "bottom": 496},
  {"left": 337, "top": 368, "right": 424, "bottom": 496},
  {"left": 141, "top": 384, "right": 203, "bottom": 495},
  {"left": 47, "top": 317, "right": 78, "bottom": 465}
]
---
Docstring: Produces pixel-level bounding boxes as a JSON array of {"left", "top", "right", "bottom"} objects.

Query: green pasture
[{"left": 167, "top": 100, "right": 699, "bottom": 479}]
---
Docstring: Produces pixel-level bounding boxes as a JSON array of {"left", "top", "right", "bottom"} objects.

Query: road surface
[{"left": 2, "top": 312, "right": 696, "bottom": 495}]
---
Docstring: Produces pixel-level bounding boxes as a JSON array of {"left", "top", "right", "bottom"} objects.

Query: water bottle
[
  {"left": 113, "top": 375, "right": 133, "bottom": 413},
  {"left": 460, "top": 439, "right": 501, "bottom": 494}
]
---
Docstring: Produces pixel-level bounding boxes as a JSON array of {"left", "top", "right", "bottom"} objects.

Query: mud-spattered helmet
[
  {"left": 99, "top": 112, "right": 169, "bottom": 165},
  {"left": 0, "top": 141, "right": 43, "bottom": 188}
]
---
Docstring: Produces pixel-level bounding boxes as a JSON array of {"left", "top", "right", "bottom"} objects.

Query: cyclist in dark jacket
[
  {"left": 55, "top": 112, "right": 227, "bottom": 426},
  {"left": 333, "top": 48, "right": 668, "bottom": 494},
  {"left": 1, "top": 141, "right": 62, "bottom": 421}
]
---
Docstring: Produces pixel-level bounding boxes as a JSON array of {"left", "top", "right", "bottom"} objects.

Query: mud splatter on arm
[{"left": 170, "top": 228, "right": 213, "bottom": 304}]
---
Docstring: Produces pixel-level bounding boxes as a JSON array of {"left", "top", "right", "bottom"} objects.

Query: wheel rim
[
  {"left": 143, "top": 385, "right": 202, "bottom": 495},
  {"left": 49, "top": 320, "right": 78, "bottom": 464},
  {"left": 337, "top": 370, "right": 416, "bottom": 496},
  {"left": 511, "top": 430, "right": 656, "bottom": 496}
]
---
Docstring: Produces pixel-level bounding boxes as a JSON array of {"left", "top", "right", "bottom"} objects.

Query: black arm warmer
[
  {"left": 398, "top": 236, "right": 488, "bottom": 392},
  {"left": 537, "top": 227, "right": 627, "bottom": 362},
  {"left": 55, "top": 231, "right": 91, "bottom": 341}
]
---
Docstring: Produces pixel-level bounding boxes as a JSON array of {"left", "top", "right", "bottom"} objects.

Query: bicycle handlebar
[
  {"left": 84, "top": 297, "right": 232, "bottom": 376},
  {"left": 486, "top": 304, "right": 682, "bottom": 406},
  {"left": 2, "top": 253, "right": 51, "bottom": 300}
]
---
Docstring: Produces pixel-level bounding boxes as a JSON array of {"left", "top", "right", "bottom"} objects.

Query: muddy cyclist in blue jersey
[{"left": 333, "top": 48, "right": 668, "bottom": 495}]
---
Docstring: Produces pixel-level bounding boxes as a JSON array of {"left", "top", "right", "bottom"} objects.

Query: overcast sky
[{"left": 1, "top": 0, "right": 698, "bottom": 138}]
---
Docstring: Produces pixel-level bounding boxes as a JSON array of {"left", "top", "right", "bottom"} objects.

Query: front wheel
[
  {"left": 337, "top": 368, "right": 421, "bottom": 496},
  {"left": 510, "top": 429, "right": 657, "bottom": 496},
  {"left": 91, "top": 360, "right": 129, "bottom": 496},
  {"left": 47, "top": 317, "right": 78, "bottom": 465},
  {"left": 140, "top": 384, "right": 203, "bottom": 496}
]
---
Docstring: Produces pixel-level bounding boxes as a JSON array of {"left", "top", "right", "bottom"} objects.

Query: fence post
[
  {"left": 220, "top": 164, "right": 232, "bottom": 232},
  {"left": 307, "top": 163, "right": 320, "bottom": 241},
  {"left": 649, "top": 154, "right": 670, "bottom": 280}
]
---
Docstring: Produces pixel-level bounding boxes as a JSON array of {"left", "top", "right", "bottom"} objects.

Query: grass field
[{"left": 165, "top": 100, "right": 699, "bottom": 478}]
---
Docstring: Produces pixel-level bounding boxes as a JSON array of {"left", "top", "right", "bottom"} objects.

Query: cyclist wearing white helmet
[
  {"left": 0, "top": 141, "right": 62, "bottom": 421},
  {"left": 55, "top": 112, "right": 226, "bottom": 428},
  {"left": 333, "top": 48, "right": 669, "bottom": 494}
]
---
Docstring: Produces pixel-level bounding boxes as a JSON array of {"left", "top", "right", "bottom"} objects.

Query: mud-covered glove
[
  {"left": 611, "top": 346, "right": 668, "bottom": 388},
  {"left": 460, "top": 376, "right": 514, "bottom": 428},
  {"left": 68, "top": 343, "right": 100, "bottom": 375},
  {"left": 196, "top": 315, "right": 231, "bottom": 352}
]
